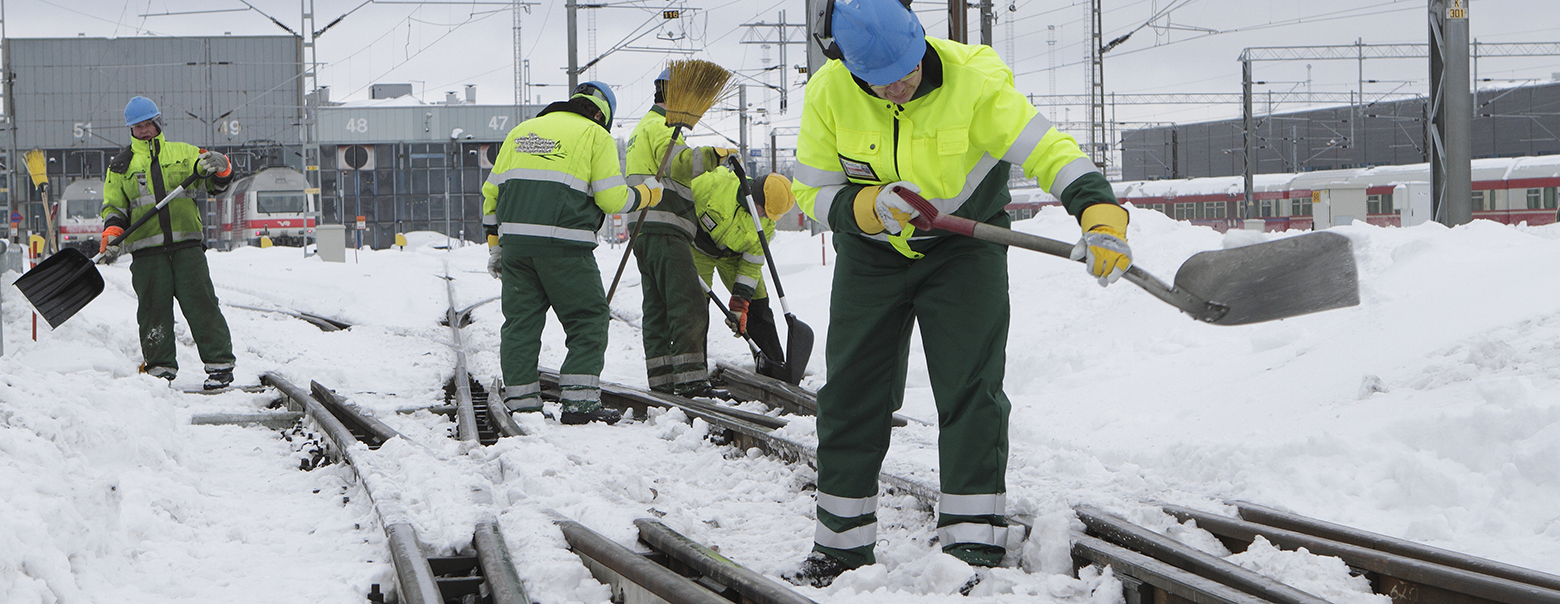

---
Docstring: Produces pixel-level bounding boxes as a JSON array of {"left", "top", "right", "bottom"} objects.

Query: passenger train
[
  {"left": 55, "top": 178, "right": 106, "bottom": 253},
  {"left": 211, "top": 166, "right": 317, "bottom": 249},
  {"left": 1006, "top": 154, "right": 1560, "bottom": 231}
]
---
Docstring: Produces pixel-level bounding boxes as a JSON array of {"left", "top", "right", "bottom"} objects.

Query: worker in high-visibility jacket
[
  {"left": 100, "top": 95, "right": 237, "bottom": 391},
  {"left": 624, "top": 68, "right": 738, "bottom": 398},
  {"left": 784, "top": 0, "right": 1134, "bottom": 587},
  {"left": 482, "top": 82, "right": 664, "bottom": 425},
  {"left": 689, "top": 167, "right": 796, "bottom": 381}
]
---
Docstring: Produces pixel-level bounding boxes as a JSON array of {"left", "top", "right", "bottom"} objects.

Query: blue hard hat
[
  {"left": 125, "top": 96, "right": 161, "bottom": 127},
  {"left": 832, "top": 0, "right": 925, "bottom": 86},
  {"left": 573, "top": 81, "right": 616, "bottom": 124},
  {"left": 656, "top": 68, "right": 671, "bottom": 83}
]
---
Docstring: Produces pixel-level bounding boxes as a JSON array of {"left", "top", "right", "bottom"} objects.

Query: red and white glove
[{"left": 727, "top": 296, "right": 749, "bottom": 335}]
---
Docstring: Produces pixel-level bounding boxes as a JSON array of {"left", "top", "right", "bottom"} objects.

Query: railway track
[{"left": 202, "top": 276, "right": 1560, "bottom": 604}]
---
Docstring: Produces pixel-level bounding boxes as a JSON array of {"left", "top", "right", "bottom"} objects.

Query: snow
[{"left": 3, "top": 210, "right": 1559, "bottom": 603}]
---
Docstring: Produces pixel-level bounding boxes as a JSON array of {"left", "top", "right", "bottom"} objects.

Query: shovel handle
[
  {"left": 891, "top": 186, "right": 1229, "bottom": 324},
  {"left": 94, "top": 173, "right": 204, "bottom": 261}
]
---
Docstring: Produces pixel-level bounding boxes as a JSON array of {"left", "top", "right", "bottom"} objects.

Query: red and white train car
[
  {"left": 56, "top": 178, "right": 105, "bottom": 253},
  {"left": 212, "top": 166, "right": 316, "bottom": 249}
]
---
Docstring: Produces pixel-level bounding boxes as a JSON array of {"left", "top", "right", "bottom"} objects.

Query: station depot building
[{"left": 2, "top": 34, "right": 562, "bottom": 252}]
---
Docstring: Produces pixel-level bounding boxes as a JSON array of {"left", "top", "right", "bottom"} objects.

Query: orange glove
[
  {"left": 100, "top": 226, "right": 124, "bottom": 253},
  {"left": 727, "top": 296, "right": 749, "bottom": 335}
]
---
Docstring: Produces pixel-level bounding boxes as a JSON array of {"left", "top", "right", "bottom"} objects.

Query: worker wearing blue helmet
[
  {"left": 483, "top": 81, "right": 664, "bottom": 425},
  {"left": 101, "top": 95, "right": 238, "bottom": 390},
  {"left": 786, "top": 0, "right": 1132, "bottom": 587},
  {"left": 623, "top": 66, "right": 740, "bottom": 398}
]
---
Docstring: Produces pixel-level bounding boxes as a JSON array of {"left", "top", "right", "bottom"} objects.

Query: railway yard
[{"left": 4, "top": 207, "right": 1560, "bottom": 603}]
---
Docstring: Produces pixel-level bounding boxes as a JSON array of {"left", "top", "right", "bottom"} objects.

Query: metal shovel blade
[
  {"left": 783, "top": 312, "right": 814, "bottom": 386},
  {"left": 13, "top": 247, "right": 104, "bottom": 328},
  {"left": 1172, "top": 231, "right": 1359, "bottom": 326}
]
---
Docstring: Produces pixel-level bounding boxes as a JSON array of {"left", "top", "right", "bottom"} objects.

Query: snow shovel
[
  {"left": 699, "top": 278, "right": 787, "bottom": 379},
  {"left": 893, "top": 187, "right": 1359, "bottom": 326},
  {"left": 729, "top": 160, "right": 813, "bottom": 384},
  {"left": 15, "top": 173, "right": 201, "bottom": 328}
]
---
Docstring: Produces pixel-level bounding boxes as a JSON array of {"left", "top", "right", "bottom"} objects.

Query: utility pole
[
  {"left": 1047, "top": 25, "right": 1057, "bottom": 121},
  {"left": 1430, "top": 0, "right": 1471, "bottom": 226},
  {"left": 738, "top": 85, "right": 749, "bottom": 172},
  {"left": 514, "top": 0, "right": 524, "bottom": 108},
  {"left": 1242, "top": 57, "right": 1255, "bottom": 220},
  {"left": 805, "top": 0, "right": 826, "bottom": 80},
  {"left": 1088, "top": 0, "right": 1106, "bottom": 168},
  {"left": 979, "top": 0, "right": 994, "bottom": 47},
  {"left": 948, "top": 0, "right": 967, "bottom": 43},
  {"left": 567, "top": 0, "right": 578, "bottom": 91},
  {"left": 740, "top": 12, "right": 807, "bottom": 113}
]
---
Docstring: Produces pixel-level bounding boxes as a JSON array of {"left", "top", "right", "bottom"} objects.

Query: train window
[
  {"left": 1203, "top": 201, "right": 1226, "bottom": 219},
  {"left": 1259, "top": 200, "right": 1275, "bottom": 218},
  {"left": 1527, "top": 188, "right": 1543, "bottom": 210},
  {"left": 1174, "top": 203, "right": 1195, "bottom": 220},
  {"left": 66, "top": 199, "right": 102, "bottom": 219},
  {"left": 255, "top": 192, "right": 308, "bottom": 214},
  {"left": 1470, "top": 190, "right": 1485, "bottom": 211},
  {"left": 1546, "top": 187, "right": 1558, "bottom": 210},
  {"left": 1290, "top": 197, "right": 1313, "bottom": 217}
]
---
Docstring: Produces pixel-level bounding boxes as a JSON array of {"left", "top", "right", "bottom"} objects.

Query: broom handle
[
  {"left": 606, "top": 125, "right": 682, "bottom": 303},
  {"left": 92, "top": 173, "right": 201, "bottom": 261}
]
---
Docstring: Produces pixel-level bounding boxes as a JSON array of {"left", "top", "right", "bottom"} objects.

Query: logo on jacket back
[{"left": 514, "top": 133, "right": 564, "bottom": 159}]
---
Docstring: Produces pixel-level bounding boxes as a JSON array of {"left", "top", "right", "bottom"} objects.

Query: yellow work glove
[
  {"left": 851, "top": 181, "right": 920, "bottom": 235},
  {"left": 1069, "top": 204, "right": 1132, "bottom": 286},
  {"left": 631, "top": 176, "right": 664, "bottom": 210}
]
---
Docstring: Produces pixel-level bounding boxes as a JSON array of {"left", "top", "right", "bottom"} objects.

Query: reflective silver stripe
[
  {"left": 642, "top": 210, "right": 697, "bottom": 237},
  {"left": 795, "top": 163, "right": 848, "bottom": 187},
  {"left": 498, "top": 222, "right": 597, "bottom": 244},
  {"left": 937, "top": 523, "right": 1005, "bottom": 547},
  {"left": 488, "top": 167, "right": 589, "bottom": 195},
  {"left": 130, "top": 192, "right": 193, "bottom": 210},
  {"left": 1001, "top": 114, "right": 1054, "bottom": 165},
  {"left": 1049, "top": 156, "right": 1101, "bottom": 199},
  {"left": 559, "top": 388, "right": 600, "bottom": 402},
  {"left": 646, "top": 355, "right": 674, "bottom": 369},
  {"left": 735, "top": 274, "right": 758, "bottom": 290},
  {"left": 815, "top": 521, "right": 876, "bottom": 550},
  {"left": 124, "top": 231, "right": 203, "bottom": 253},
  {"left": 669, "top": 369, "right": 707, "bottom": 384},
  {"left": 741, "top": 252, "right": 764, "bottom": 264},
  {"left": 145, "top": 366, "right": 177, "bottom": 379},
  {"left": 813, "top": 184, "right": 846, "bottom": 230},
  {"left": 670, "top": 353, "right": 704, "bottom": 366},
  {"left": 104, "top": 205, "right": 128, "bottom": 220},
  {"left": 817, "top": 492, "right": 879, "bottom": 518},
  {"left": 611, "top": 191, "right": 638, "bottom": 215},
  {"left": 692, "top": 145, "right": 708, "bottom": 176},
  {"left": 482, "top": 214, "right": 498, "bottom": 226},
  {"left": 939, "top": 492, "right": 1005, "bottom": 516},
  {"left": 590, "top": 174, "right": 627, "bottom": 195},
  {"left": 559, "top": 374, "right": 600, "bottom": 388},
  {"left": 666, "top": 178, "right": 695, "bottom": 200},
  {"left": 504, "top": 383, "right": 541, "bottom": 400},
  {"left": 203, "top": 362, "right": 235, "bottom": 373},
  {"left": 626, "top": 174, "right": 652, "bottom": 187},
  {"left": 648, "top": 374, "right": 676, "bottom": 387}
]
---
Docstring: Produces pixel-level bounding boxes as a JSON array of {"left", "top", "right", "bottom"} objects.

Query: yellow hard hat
[{"left": 760, "top": 173, "right": 796, "bottom": 220}]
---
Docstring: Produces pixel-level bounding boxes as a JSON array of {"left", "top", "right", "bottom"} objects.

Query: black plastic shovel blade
[
  {"left": 1172, "top": 231, "right": 1359, "bottom": 326},
  {"left": 783, "top": 313, "right": 814, "bottom": 385},
  {"left": 13, "top": 248, "right": 105, "bottom": 328}
]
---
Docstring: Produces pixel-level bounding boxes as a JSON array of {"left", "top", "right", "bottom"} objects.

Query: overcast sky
[{"left": 14, "top": 0, "right": 1559, "bottom": 148}]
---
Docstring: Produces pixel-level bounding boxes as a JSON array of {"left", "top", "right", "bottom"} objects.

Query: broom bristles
[
  {"left": 23, "top": 149, "right": 47, "bottom": 187},
  {"left": 664, "top": 59, "right": 734, "bottom": 129}
]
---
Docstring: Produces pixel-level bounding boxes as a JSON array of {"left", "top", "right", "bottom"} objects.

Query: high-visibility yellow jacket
[
  {"left": 625, "top": 107, "right": 718, "bottom": 242},
  {"left": 482, "top": 98, "right": 652, "bottom": 256},
  {"left": 691, "top": 166, "right": 774, "bottom": 299},
  {"left": 793, "top": 37, "right": 1120, "bottom": 257},
  {"left": 101, "top": 133, "right": 229, "bottom": 254}
]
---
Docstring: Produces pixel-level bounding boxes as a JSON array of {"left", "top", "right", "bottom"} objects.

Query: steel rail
[
  {"left": 1233, "top": 501, "right": 1560, "bottom": 594},
  {"left": 1164, "top": 505, "right": 1560, "bottom": 604},
  {"left": 714, "top": 362, "right": 914, "bottom": 427},
  {"left": 634, "top": 518, "right": 818, "bottom": 604},
  {"left": 1071, "top": 531, "right": 1276, "bottom": 604},
  {"left": 261, "top": 373, "right": 443, "bottom": 604},
  {"left": 1076, "top": 505, "right": 1329, "bottom": 604},
  {"left": 556, "top": 518, "right": 733, "bottom": 604},
  {"left": 443, "top": 275, "right": 480, "bottom": 443}
]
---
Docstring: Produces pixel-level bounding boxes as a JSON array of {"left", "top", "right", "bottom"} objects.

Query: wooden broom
[{"left": 606, "top": 59, "right": 735, "bottom": 303}]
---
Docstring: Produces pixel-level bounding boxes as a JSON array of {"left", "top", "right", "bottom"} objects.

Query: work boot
[
  {"left": 782, "top": 552, "right": 852, "bottom": 588},
  {"left": 674, "top": 381, "right": 732, "bottom": 401},
  {"left": 203, "top": 369, "right": 234, "bottom": 390},
  {"left": 560, "top": 406, "right": 622, "bottom": 425},
  {"left": 143, "top": 365, "right": 176, "bottom": 382},
  {"left": 504, "top": 397, "right": 543, "bottom": 413}
]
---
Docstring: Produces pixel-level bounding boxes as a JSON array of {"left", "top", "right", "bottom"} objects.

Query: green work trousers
[
  {"left": 633, "top": 233, "right": 709, "bottom": 393},
  {"left": 129, "top": 245, "right": 234, "bottom": 378},
  {"left": 812, "top": 233, "right": 1012, "bottom": 568},
  {"left": 500, "top": 253, "right": 608, "bottom": 413}
]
